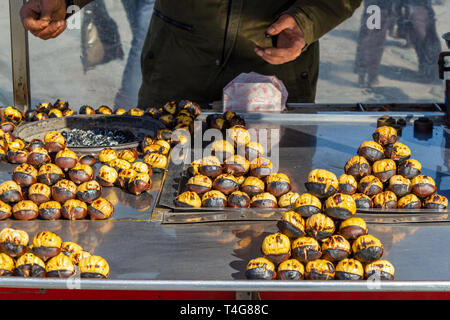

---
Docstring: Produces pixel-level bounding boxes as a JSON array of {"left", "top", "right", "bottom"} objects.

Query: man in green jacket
[{"left": 20, "top": 0, "right": 362, "bottom": 107}]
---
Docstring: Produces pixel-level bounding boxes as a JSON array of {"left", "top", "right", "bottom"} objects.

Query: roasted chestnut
[
  {"left": 12, "top": 200, "right": 39, "bottom": 220},
  {"left": 206, "top": 113, "right": 226, "bottom": 130},
  {"left": 14, "top": 253, "right": 46, "bottom": 277},
  {"left": 324, "top": 193, "right": 357, "bottom": 220},
  {"left": 277, "top": 211, "right": 305, "bottom": 238},
  {"left": 305, "top": 259, "right": 335, "bottom": 280},
  {"left": 261, "top": 232, "right": 291, "bottom": 264},
  {"left": 118, "top": 149, "right": 139, "bottom": 163},
  {"left": 352, "top": 234, "right": 384, "bottom": 263},
  {"left": 0, "top": 180, "right": 23, "bottom": 203},
  {"left": 27, "top": 147, "right": 51, "bottom": 166},
  {"left": 51, "top": 179, "right": 77, "bottom": 203},
  {"left": 48, "top": 108, "right": 63, "bottom": 118},
  {"left": 235, "top": 175, "right": 245, "bottom": 185},
  {"left": 99, "top": 148, "right": 118, "bottom": 164},
  {"left": 294, "top": 193, "right": 322, "bottom": 218},
  {"left": 352, "top": 193, "right": 372, "bottom": 209},
  {"left": 398, "top": 159, "right": 422, "bottom": 179},
  {"left": 61, "top": 199, "right": 88, "bottom": 220},
  {"left": 0, "top": 253, "right": 15, "bottom": 276},
  {"left": 321, "top": 235, "right": 351, "bottom": 262},
  {"left": 131, "top": 161, "right": 152, "bottom": 175},
  {"left": 70, "top": 250, "right": 92, "bottom": 265},
  {"left": 4, "top": 106, "right": 23, "bottom": 124},
  {"left": 357, "top": 141, "right": 385, "bottom": 163},
  {"left": 186, "top": 175, "right": 212, "bottom": 194},
  {"left": 33, "top": 112, "right": 48, "bottom": 121},
  {"left": 364, "top": 260, "right": 395, "bottom": 280},
  {"left": 44, "top": 131, "right": 66, "bottom": 153},
  {"left": 240, "top": 176, "right": 265, "bottom": 196},
  {"left": 423, "top": 194, "right": 448, "bottom": 209},
  {"left": 61, "top": 241, "right": 83, "bottom": 256},
  {"left": 372, "top": 159, "right": 397, "bottom": 183},
  {"left": 211, "top": 139, "right": 234, "bottom": 161},
  {"left": 143, "top": 153, "right": 168, "bottom": 171},
  {"left": 117, "top": 168, "right": 137, "bottom": 189},
  {"left": 250, "top": 192, "right": 277, "bottom": 208},
  {"left": 385, "top": 142, "right": 411, "bottom": 163},
  {"left": 188, "top": 159, "right": 201, "bottom": 176},
  {"left": 27, "top": 183, "right": 51, "bottom": 205},
  {"left": 197, "top": 156, "right": 222, "bottom": 178},
  {"left": 76, "top": 180, "right": 102, "bottom": 203},
  {"left": 32, "top": 231, "right": 62, "bottom": 261},
  {"left": 245, "top": 257, "right": 276, "bottom": 280},
  {"left": 372, "top": 191, "right": 398, "bottom": 209},
  {"left": 45, "top": 253, "right": 75, "bottom": 278},
  {"left": 227, "top": 191, "right": 250, "bottom": 208},
  {"left": 202, "top": 190, "right": 227, "bottom": 208},
  {"left": 291, "top": 236, "right": 321, "bottom": 264},
  {"left": 249, "top": 157, "right": 273, "bottom": 179},
  {"left": 96, "top": 105, "right": 113, "bottom": 115},
  {"left": 338, "top": 217, "right": 368, "bottom": 240},
  {"left": 38, "top": 201, "right": 62, "bottom": 220},
  {"left": 143, "top": 144, "right": 165, "bottom": 155},
  {"left": 0, "top": 200, "right": 11, "bottom": 220},
  {"left": 277, "top": 259, "right": 304, "bottom": 280},
  {"left": 7, "top": 149, "right": 28, "bottom": 164},
  {"left": 156, "top": 128, "right": 173, "bottom": 141},
  {"left": 87, "top": 197, "right": 114, "bottom": 220},
  {"left": 114, "top": 107, "right": 127, "bottom": 116},
  {"left": 0, "top": 228, "right": 29, "bottom": 257},
  {"left": 245, "top": 141, "right": 264, "bottom": 161},
  {"left": 12, "top": 163, "right": 38, "bottom": 187},
  {"left": 0, "top": 122, "right": 16, "bottom": 133},
  {"left": 79, "top": 255, "right": 110, "bottom": 278},
  {"left": 68, "top": 164, "right": 94, "bottom": 184},
  {"left": 212, "top": 174, "right": 239, "bottom": 195},
  {"left": 54, "top": 148, "right": 78, "bottom": 169},
  {"left": 304, "top": 169, "right": 339, "bottom": 199},
  {"left": 62, "top": 109, "right": 75, "bottom": 117},
  {"left": 108, "top": 158, "right": 131, "bottom": 173},
  {"left": 228, "top": 125, "right": 251, "bottom": 147},
  {"left": 96, "top": 165, "right": 118, "bottom": 187},
  {"left": 37, "top": 163, "right": 64, "bottom": 185},
  {"left": 26, "top": 139, "right": 45, "bottom": 151},
  {"left": 224, "top": 155, "right": 249, "bottom": 176},
  {"left": 278, "top": 191, "right": 300, "bottom": 209},
  {"left": 338, "top": 174, "right": 358, "bottom": 195},
  {"left": 79, "top": 105, "right": 96, "bottom": 114},
  {"left": 79, "top": 154, "right": 97, "bottom": 166},
  {"left": 127, "top": 173, "right": 152, "bottom": 195},
  {"left": 388, "top": 175, "right": 412, "bottom": 198},
  {"left": 159, "top": 113, "right": 174, "bottom": 127},
  {"left": 411, "top": 175, "right": 437, "bottom": 198},
  {"left": 372, "top": 126, "right": 398, "bottom": 146},
  {"left": 174, "top": 191, "right": 202, "bottom": 208},
  {"left": 53, "top": 99, "right": 69, "bottom": 110},
  {"left": 358, "top": 175, "right": 383, "bottom": 197},
  {"left": 397, "top": 194, "right": 421, "bottom": 209},
  {"left": 266, "top": 173, "right": 291, "bottom": 197},
  {"left": 335, "top": 258, "right": 364, "bottom": 280},
  {"left": 305, "top": 213, "right": 335, "bottom": 240}
]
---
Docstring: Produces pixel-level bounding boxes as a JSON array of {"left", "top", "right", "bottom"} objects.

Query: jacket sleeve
[
  {"left": 284, "top": 0, "right": 363, "bottom": 46},
  {"left": 69, "top": 0, "right": 94, "bottom": 10}
]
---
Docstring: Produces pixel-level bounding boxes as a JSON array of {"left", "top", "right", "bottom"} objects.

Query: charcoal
[{"left": 61, "top": 129, "right": 137, "bottom": 147}]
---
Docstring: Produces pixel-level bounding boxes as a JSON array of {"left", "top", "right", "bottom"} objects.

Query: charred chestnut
[
  {"left": 70, "top": 250, "right": 92, "bottom": 265},
  {"left": 27, "top": 147, "right": 51, "bottom": 166},
  {"left": 206, "top": 114, "right": 226, "bottom": 130},
  {"left": 249, "top": 157, "right": 273, "bottom": 179},
  {"left": 398, "top": 159, "right": 422, "bottom": 179},
  {"left": 245, "top": 257, "right": 276, "bottom": 280},
  {"left": 245, "top": 141, "right": 265, "bottom": 161},
  {"left": 61, "top": 241, "right": 83, "bottom": 256},
  {"left": 397, "top": 194, "right": 421, "bottom": 209},
  {"left": 32, "top": 231, "right": 62, "bottom": 261},
  {"left": 277, "top": 259, "right": 304, "bottom": 280},
  {"left": 68, "top": 164, "right": 94, "bottom": 184},
  {"left": 358, "top": 175, "right": 383, "bottom": 197},
  {"left": 7, "top": 149, "right": 28, "bottom": 164},
  {"left": 143, "top": 153, "right": 168, "bottom": 171},
  {"left": 76, "top": 180, "right": 102, "bottom": 203},
  {"left": 277, "top": 211, "right": 305, "bottom": 238},
  {"left": 174, "top": 191, "right": 202, "bottom": 208},
  {"left": 118, "top": 148, "right": 139, "bottom": 163},
  {"left": 423, "top": 194, "right": 448, "bottom": 209},
  {"left": 26, "top": 139, "right": 45, "bottom": 151},
  {"left": 79, "top": 105, "right": 96, "bottom": 115},
  {"left": 352, "top": 234, "right": 384, "bottom": 263},
  {"left": 79, "top": 154, "right": 96, "bottom": 166},
  {"left": 372, "top": 126, "right": 398, "bottom": 146},
  {"left": 227, "top": 191, "right": 250, "bottom": 208},
  {"left": 108, "top": 158, "right": 131, "bottom": 173},
  {"left": 365, "top": 260, "right": 395, "bottom": 280},
  {"left": 62, "top": 109, "right": 75, "bottom": 117},
  {"left": 304, "top": 169, "right": 339, "bottom": 199},
  {"left": 211, "top": 140, "right": 234, "bottom": 161},
  {"left": 388, "top": 175, "right": 412, "bottom": 198},
  {"left": 338, "top": 174, "right": 358, "bottom": 195},
  {"left": 321, "top": 235, "right": 351, "bottom": 262},
  {"left": 224, "top": 155, "right": 249, "bottom": 176},
  {"left": 324, "top": 193, "right": 357, "bottom": 220},
  {"left": 96, "top": 165, "right": 118, "bottom": 187},
  {"left": 54, "top": 149, "right": 78, "bottom": 169},
  {"left": 156, "top": 128, "right": 173, "bottom": 141},
  {"left": 98, "top": 148, "right": 118, "bottom": 164},
  {"left": 127, "top": 173, "right": 152, "bottom": 195},
  {"left": 0, "top": 253, "right": 15, "bottom": 276},
  {"left": 278, "top": 191, "right": 300, "bottom": 209},
  {"left": 291, "top": 237, "right": 321, "bottom": 264},
  {"left": 12, "top": 163, "right": 38, "bottom": 187},
  {"left": 0, "top": 180, "right": 23, "bottom": 203},
  {"left": 48, "top": 108, "right": 63, "bottom": 118},
  {"left": 131, "top": 161, "right": 152, "bottom": 175},
  {"left": 358, "top": 141, "right": 385, "bottom": 163},
  {"left": 250, "top": 192, "right": 277, "bottom": 208},
  {"left": 372, "top": 159, "right": 397, "bottom": 183},
  {"left": 305, "top": 259, "right": 335, "bottom": 280},
  {"left": 305, "top": 213, "right": 335, "bottom": 240},
  {"left": 228, "top": 125, "right": 251, "bottom": 147},
  {"left": 61, "top": 199, "right": 88, "bottom": 220},
  {"left": 87, "top": 197, "right": 114, "bottom": 220},
  {"left": 201, "top": 190, "right": 227, "bottom": 208},
  {"left": 345, "top": 156, "right": 371, "bottom": 181},
  {"left": 4, "top": 106, "right": 23, "bottom": 124},
  {"left": 411, "top": 175, "right": 437, "bottom": 198},
  {"left": 0, "top": 122, "right": 16, "bottom": 133},
  {"left": 294, "top": 193, "right": 322, "bottom": 218},
  {"left": 44, "top": 131, "right": 66, "bottom": 153},
  {"left": 38, "top": 201, "right": 62, "bottom": 220},
  {"left": 96, "top": 105, "right": 113, "bottom": 115},
  {"left": 212, "top": 174, "right": 239, "bottom": 195},
  {"left": 14, "top": 253, "right": 46, "bottom": 277},
  {"left": 372, "top": 191, "right": 398, "bottom": 209},
  {"left": 197, "top": 156, "right": 222, "bottom": 178},
  {"left": 0, "top": 228, "right": 29, "bottom": 257},
  {"left": 385, "top": 142, "right": 411, "bottom": 163},
  {"left": 186, "top": 175, "right": 212, "bottom": 194},
  {"left": 51, "top": 179, "right": 77, "bottom": 203},
  {"left": 37, "top": 163, "right": 64, "bottom": 185},
  {"left": 266, "top": 173, "right": 291, "bottom": 197},
  {"left": 79, "top": 255, "right": 110, "bottom": 278},
  {"left": 114, "top": 107, "right": 127, "bottom": 116},
  {"left": 45, "top": 253, "right": 75, "bottom": 278},
  {"left": 159, "top": 113, "right": 174, "bottom": 127},
  {"left": 335, "top": 258, "right": 364, "bottom": 280},
  {"left": 12, "top": 200, "right": 39, "bottom": 220},
  {"left": 261, "top": 232, "right": 291, "bottom": 264},
  {"left": 28, "top": 183, "right": 51, "bottom": 205},
  {"left": 339, "top": 217, "right": 368, "bottom": 240},
  {"left": 0, "top": 200, "right": 11, "bottom": 220},
  {"left": 240, "top": 176, "right": 265, "bottom": 197},
  {"left": 117, "top": 168, "right": 137, "bottom": 189}
]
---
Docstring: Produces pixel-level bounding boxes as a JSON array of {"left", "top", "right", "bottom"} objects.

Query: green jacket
[{"left": 73, "top": 0, "right": 362, "bottom": 107}]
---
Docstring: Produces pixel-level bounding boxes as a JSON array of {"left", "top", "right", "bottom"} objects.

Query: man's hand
[
  {"left": 20, "top": 0, "right": 67, "bottom": 40},
  {"left": 254, "top": 14, "right": 306, "bottom": 65}
]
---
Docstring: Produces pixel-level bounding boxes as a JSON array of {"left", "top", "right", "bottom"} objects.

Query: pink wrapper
[{"left": 222, "top": 72, "right": 288, "bottom": 112}]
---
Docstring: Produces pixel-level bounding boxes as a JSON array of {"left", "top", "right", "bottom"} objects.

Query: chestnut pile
[
  {"left": 345, "top": 125, "right": 447, "bottom": 210},
  {"left": 246, "top": 169, "right": 395, "bottom": 281},
  {"left": 0, "top": 227, "right": 109, "bottom": 278},
  {"left": 0, "top": 131, "right": 114, "bottom": 221}
]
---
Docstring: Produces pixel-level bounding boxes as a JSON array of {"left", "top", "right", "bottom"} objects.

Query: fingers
[
  {"left": 20, "top": 4, "right": 50, "bottom": 33},
  {"left": 35, "top": 20, "right": 67, "bottom": 40},
  {"left": 266, "top": 14, "right": 297, "bottom": 36},
  {"left": 254, "top": 35, "right": 304, "bottom": 65}
]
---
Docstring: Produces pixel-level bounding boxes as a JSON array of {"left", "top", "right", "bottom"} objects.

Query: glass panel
[
  {"left": 0, "top": 2, "right": 12, "bottom": 106},
  {"left": 316, "top": 0, "right": 448, "bottom": 104}
]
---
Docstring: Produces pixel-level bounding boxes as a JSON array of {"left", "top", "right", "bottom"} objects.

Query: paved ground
[{"left": 0, "top": 1, "right": 448, "bottom": 110}]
